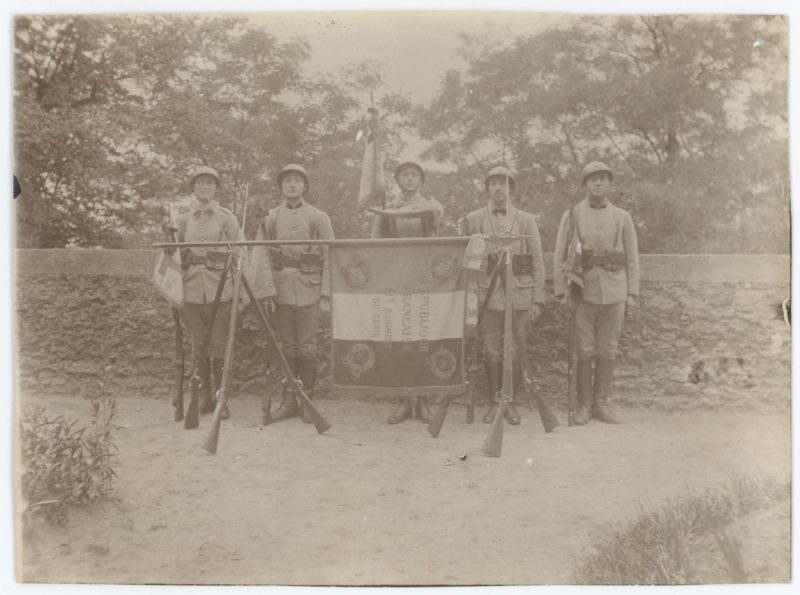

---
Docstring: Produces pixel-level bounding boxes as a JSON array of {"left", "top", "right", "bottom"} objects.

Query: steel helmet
[
  {"left": 189, "top": 165, "right": 221, "bottom": 189},
  {"left": 277, "top": 163, "right": 309, "bottom": 192},
  {"left": 581, "top": 161, "right": 614, "bottom": 186},
  {"left": 484, "top": 165, "right": 516, "bottom": 193},
  {"left": 394, "top": 161, "right": 426, "bottom": 186}
]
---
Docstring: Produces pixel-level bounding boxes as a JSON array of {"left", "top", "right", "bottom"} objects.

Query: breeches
[
  {"left": 272, "top": 303, "right": 320, "bottom": 359},
  {"left": 480, "top": 308, "right": 531, "bottom": 365},
  {"left": 574, "top": 301, "right": 626, "bottom": 361},
  {"left": 181, "top": 301, "right": 232, "bottom": 360}
]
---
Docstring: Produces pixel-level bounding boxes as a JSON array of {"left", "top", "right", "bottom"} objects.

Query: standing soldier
[
  {"left": 259, "top": 164, "right": 334, "bottom": 423},
  {"left": 175, "top": 165, "right": 241, "bottom": 422},
  {"left": 371, "top": 161, "right": 444, "bottom": 424},
  {"left": 464, "top": 166, "right": 545, "bottom": 425},
  {"left": 553, "top": 161, "right": 639, "bottom": 425}
]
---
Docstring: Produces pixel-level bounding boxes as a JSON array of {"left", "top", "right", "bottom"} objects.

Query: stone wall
[{"left": 15, "top": 250, "right": 790, "bottom": 412}]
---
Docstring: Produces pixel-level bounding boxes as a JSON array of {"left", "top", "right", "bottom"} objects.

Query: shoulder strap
[{"left": 266, "top": 206, "right": 280, "bottom": 241}]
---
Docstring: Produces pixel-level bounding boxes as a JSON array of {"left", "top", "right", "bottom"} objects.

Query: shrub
[{"left": 20, "top": 396, "right": 119, "bottom": 526}]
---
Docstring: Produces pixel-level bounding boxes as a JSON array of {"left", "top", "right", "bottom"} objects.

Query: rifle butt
[
  {"left": 184, "top": 389, "right": 199, "bottom": 430},
  {"left": 202, "top": 401, "right": 224, "bottom": 454},
  {"left": 173, "top": 361, "right": 185, "bottom": 421},
  {"left": 427, "top": 395, "right": 453, "bottom": 438},
  {"left": 535, "top": 393, "right": 560, "bottom": 433},
  {"left": 296, "top": 390, "right": 331, "bottom": 434},
  {"left": 481, "top": 401, "right": 508, "bottom": 457},
  {"left": 466, "top": 380, "right": 475, "bottom": 424}
]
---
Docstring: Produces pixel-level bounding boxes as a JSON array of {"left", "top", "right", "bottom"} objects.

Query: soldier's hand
[
  {"left": 319, "top": 296, "right": 331, "bottom": 314},
  {"left": 531, "top": 303, "right": 543, "bottom": 324}
]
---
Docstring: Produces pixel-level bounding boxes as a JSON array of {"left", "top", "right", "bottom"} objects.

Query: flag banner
[
  {"left": 153, "top": 248, "right": 183, "bottom": 308},
  {"left": 331, "top": 241, "right": 467, "bottom": 398},
  {"left": 356, "top": 110, "right": 385, "bottom": 211}
]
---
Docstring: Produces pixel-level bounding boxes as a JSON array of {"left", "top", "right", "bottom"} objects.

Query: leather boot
[
  {"left": 414, "top": 396, "right": 432, "bottom": 423},
  {"left": 272, "top": 356, "right": 299, "bottom": 421},
  {"left": 199, "top": 354, "right": 215, "bottom": 415},
  {"left": 184, "top": 355, "right": 201, "bottom": 430},
  {"left": 505, "top": 362, "right": 522, "bottom": 425},
  {"left": 482, "top": 361, "right": 502, "bottom": 423},
  {"left": 212, "top": 358, "right": 229, "bottom": 420},
  {"left": 296, "top": 356, "right": 317, "bottom": 424},
  {"left": 574, "top": 360, "right": 594, "bottom": 425},
  {"left": 592, "top": 358, "right": 621, "bottom": 424},
  {"left": 387, "top": 397, "right": 413, "bottom": 424},
  {"left": 262, "top": 367, "right": 274, "bottom": 426}
]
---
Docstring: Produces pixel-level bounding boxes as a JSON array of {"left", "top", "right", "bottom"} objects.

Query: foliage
[
  {"left": 20, "top": 396, "right": 119, "bottom": 526},
  {"left": 14, "top": 14, "right": 789, "bottom": 253},
  {"left": 571, "top": 474, "right": 789, "bottom": 584},
  {"left": 419, "top": 15, "right": 789, "bottom": 253}
]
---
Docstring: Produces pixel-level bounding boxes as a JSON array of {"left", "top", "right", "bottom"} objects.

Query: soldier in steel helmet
[
  {"left": 553, "top": 161, "right": 639, "bottom": 425},
  {"left": 254, "top": 163, "right": 334, "bottom": 424},
  {"left": 174, "top": 165, "right": 241, "bottom": 420},
  {"left": 463, "top": 166, "right": 546, "bottom": 425},
  {"left": 372, "top": 160, "right": 444, "bottom": 424}
]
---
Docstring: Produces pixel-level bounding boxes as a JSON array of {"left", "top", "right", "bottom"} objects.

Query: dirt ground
[{"left": 17, "top": 392, "right": 791, "bottom": 586}]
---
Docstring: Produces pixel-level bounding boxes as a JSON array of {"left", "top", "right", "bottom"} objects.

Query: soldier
[
  {"left": 464, "top": 166, "right": 545, "bottom": 425},
  {"left": 259, "top": 164, "right": 334, "bottom": 423},
  {"left": 553, "top": 161, "right": 639, "bottom": 425},
  {"left": 371, "top": 161, "right": 444, "bottom": 424},
  {"left": 175, "top": 165, "right": 241, "bottom": 420}
]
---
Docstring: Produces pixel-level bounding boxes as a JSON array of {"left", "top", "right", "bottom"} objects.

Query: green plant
[{"left": 20, "top": 396, "right": 119, "bottom": 526}]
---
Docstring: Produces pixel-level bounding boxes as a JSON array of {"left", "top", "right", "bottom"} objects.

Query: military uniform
[
  {"left": 553, "top": 161, "right": 639, "bottom": 424},
  {"left": 372, "top": 162, "right": 444, "bottom": 424},
  {"left": 175, "top": 166, "right": 241, "bottom": 418},
  {"left": 256, "top": 164, "right": 334, "bottom": 423},
  {"left": 464, "top": 166, "right": 546, "bottom": 425}
]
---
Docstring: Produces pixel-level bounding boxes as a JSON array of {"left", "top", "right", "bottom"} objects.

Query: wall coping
[{"left": 14, "top": 249, "right": 790, "bottom": 285}]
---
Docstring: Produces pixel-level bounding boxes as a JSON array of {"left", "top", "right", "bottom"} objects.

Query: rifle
[
  {"left": 482, "top": 176, "right": 515, "bottom": 457},
  {"left": 562, "top": 193, "right": 583, "bottom": 427},
  {"left": 184, "top": 253, "right": 232, "bottom": 430},
  {"left": 203, "top": 185, "right": 248, "bottom": 453},
  {"left": 163, "top": 207, "right": 186, "bottom": 423},
  {"left": 240, "top": 273, "right": 331, "bottom": 435},
  {"left": 171, "top": 309, "right": 185, "bottom": 422},
  {"left": 428, "top": 247, "right": 504, "bottom": 438},
  {"left": 513, "top": 322, "right": 560, "bottom": 433}
]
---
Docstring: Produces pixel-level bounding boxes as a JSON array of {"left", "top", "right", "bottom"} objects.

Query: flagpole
[{"left": 369, "top": 91, "right": 385, "bottom": 210}]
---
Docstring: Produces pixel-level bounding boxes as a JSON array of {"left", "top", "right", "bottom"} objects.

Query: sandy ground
[{"left": 17, "top": 392, "right": 791, "bottom": 586}]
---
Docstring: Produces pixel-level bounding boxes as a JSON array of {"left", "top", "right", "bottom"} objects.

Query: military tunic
[
  {"left": 370, "top": 192, "right": 443, "bottom": 239},
  {"left": 258, "top": 199, "right": 334, "bottom": 360},
  {"left": 175, "top": 199, "right": 241, "bottom": 359},
  {"left": 464, "top": 204, "right": 545, "bottom": 365},
  {"left": 553, "top": 198, "right": 639, "bottom": 360}
]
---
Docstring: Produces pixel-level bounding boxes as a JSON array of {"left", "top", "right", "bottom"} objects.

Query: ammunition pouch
[
  {"left": 581, "top": 250, "right": 626, "bottom": 272},
  {"left": 512, "top": 253, "right": 534, "bottom": 276},
  {"left": 181, "top": 250, "right": 229, "bottom": 271},
  {"left": 269, "top": 249, "right": 323, "bottom": 274}
]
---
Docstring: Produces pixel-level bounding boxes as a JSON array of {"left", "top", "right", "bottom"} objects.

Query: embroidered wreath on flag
[
  {"left": 429, "top": 254, "right": 458, "bottom": 282},
  {"left": 341, "top": 257, "right": 371, "bottom": 290},
  {"left": 341, "top": 343, "right": 376, "bottom": 380},
  {"left": 429, "top": 347, "right": 457, "bottom": 379}
]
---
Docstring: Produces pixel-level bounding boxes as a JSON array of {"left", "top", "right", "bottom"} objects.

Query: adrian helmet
[
  {"left": 581, "top": 161, "right": 614, "bottom": 186},
  {"left": 484, "top": 165, "right": 516, "bottom": 193},
  {"left": 277, "top": 163, "right": 309, "bottom": 192},
  {"left": 393, "top": 161, "right": 426, "bottom": 186},
  {"left": 189, "top": 165, "right": 221, "bottom": 189}
]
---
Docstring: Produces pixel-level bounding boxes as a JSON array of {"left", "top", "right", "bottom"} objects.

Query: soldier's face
[
  {"left": 397, "top": 167, "right": 422, "bottom": 192},
  {"left": 281, "top": 173, "right": 306, "bottom": 200},
  {"left": 193, "top": 176, "right": 218, "bottom": 202},
  {"left": 487, "top": 177, "right": 512, "bottom": 204},
  {"left": 585, "top": 172, "right": 611, "bottom": 197}
]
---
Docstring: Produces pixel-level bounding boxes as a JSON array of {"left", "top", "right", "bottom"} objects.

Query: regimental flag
[
  {"left": 356, "top": 107, "right": 386, "bottom": 211},
  {"left": 153, "top": 245, "right": 183, "bottom": 309},
  {"left": 330, "top": 241, "right": 467, "bottom": 398}
]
